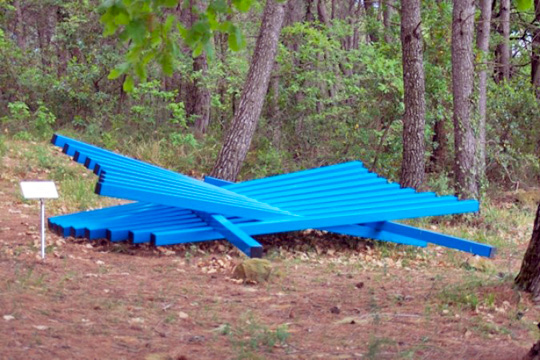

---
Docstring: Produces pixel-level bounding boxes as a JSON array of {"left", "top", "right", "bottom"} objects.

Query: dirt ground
[{"left": 1, "top": 146, "right": 540, "bottom": 359}]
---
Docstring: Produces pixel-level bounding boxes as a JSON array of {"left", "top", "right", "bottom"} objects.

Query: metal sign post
[{"left": 20, "top": 181, "right": 58, "bottom": 259}]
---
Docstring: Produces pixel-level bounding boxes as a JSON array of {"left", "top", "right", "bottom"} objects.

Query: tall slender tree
[
  {"left": 400, "top": 0, "right": 426, "bottom": 189},
  {"left": 532, "top": 0, "right": 540, "bottom": 97},
  {"left": 211, "top": 0, "right": 286, "bottom": 181},
  {"left": 452, "top": 0, "right": 478, "bottom": 199},
  {"left": 476, "top": 0, "right": 492, "bottom": 185},
  {"left": 495, "top": 0, "right": 511, "bottom": 83}
]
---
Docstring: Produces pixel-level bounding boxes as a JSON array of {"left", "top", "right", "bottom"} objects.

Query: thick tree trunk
[
  {"left": 476, "top": 0, "right": 492, "bottom": 185},
  {"left": 532, "top": 0, "right": 540, "bottom": 97},
  {"left": 210, "top": 0, "right": 286, "bottom": 181},
  {"left": 452, "top": 0, "right": 478, "bottom": 199},
  {"left": 400, "top": 0, "right": 426, "bottom": 189},
  {"left": 495, "top": 0, "right": 511, "bottom": 83},
  {"left": 515, "top": 204, "right": 540, "bottom": 302}
]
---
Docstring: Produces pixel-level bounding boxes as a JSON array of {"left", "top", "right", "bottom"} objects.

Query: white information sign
[
  {"left": 19, "top": 181, "right": 59, "bottom": 259},
  {"left": 20, "top": 181, "right": 58, "bottom": 199}
]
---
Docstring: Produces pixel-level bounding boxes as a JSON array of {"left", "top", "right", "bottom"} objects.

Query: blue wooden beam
[
  {"left": 363, "top": 221, "right": 496, "bottom": 258},
  {"left": 323, "top": 224, "right": 427, "bottom": 247},
  {"left": 202, "top": 214, "right": 263, "bottom": 258},
  {"left": 152, "top": 200, "right": 480, "bottom": 245}
]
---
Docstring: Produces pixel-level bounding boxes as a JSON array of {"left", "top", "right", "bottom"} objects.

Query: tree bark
[
  {"left": 187, "top": 0, "right": 211, "bottom": 134},
  {"left": 14, "top": 0, "right": 26, "bottom": 50},
  {"left": 515, "top": 204, "right": 540, "bottom": 302},
  {"left": 430, "top": 118, "right": 448, "bottom": 172},
  {"left": 210, "top": 0, "right": 286, "bottom": 181},
  {"left": 452, "top": 0, "right": 478, "bottom": 199},
  {"left": 383, "top": 0, "right": 394, "bottom": 43},
  {"left": 495, "top": 0, "right": 511, "bottom": 83},
  {"left": 476, "top": 0, "right": 492, "bottom": 185},
  {"left": 317, "top": 0, "right": 330, "bottom": 25},
  {"left": 532, "top": 0, "right": 540, "bottom": 97},
  {"left": 400, "top": 0, "right": 426, "bottom": 189},
  {"left": 364, "top": 0, "right": 379, "bottom": 43},
  {"left": 192, "top": 54, "right": 211, "bottom": 134}
]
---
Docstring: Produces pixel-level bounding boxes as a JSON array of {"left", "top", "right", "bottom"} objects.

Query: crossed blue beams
[{"left": 48, "top": 134, "right": 496, "bottom": 258}]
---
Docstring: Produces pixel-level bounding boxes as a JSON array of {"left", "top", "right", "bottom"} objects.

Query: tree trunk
[
  {"left": 187, "top": 0, "right": 211, "bottom": 134},
  {"left": 532, "top": 0, "right": 540, "bottom": 97},
  {"left": 495, "top": 0, "right": 511, "bottom": 83},
  {"left": 476, "top": 0, "right": 492, "bottom": 185},
  {"left": 430, "top": 118, "right": 448, "bottom": 172},
  {"left": 452, "top": 0, "right": 478, "bottom": 199},
  {"left": 364, "top": 0, "right": 379, "bottom": 43},
  {"left": 383, "top": 0, "right": 394, "bottom": 43},
  {"left": 268, "top": 65, "right": 282, "bottom": 148},
  {"left": 14, "top": 0, "right": 26, "bottom": 50},
  {"left": 210, "top": 0, "right": 286, "bottom": 181},
  {"left": 515, "top": 204, "right": 540, "bottom": 302},
  {"left": 317, "top": 0, "right": 330, "bottom": 24},
  {"left": 400, "top": 0, "right": 426, "bottom": 189},
  {"left": 192, "top": 54, "right": 211, "bottom": 134}
]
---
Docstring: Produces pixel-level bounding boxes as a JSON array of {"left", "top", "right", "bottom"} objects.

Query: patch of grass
[
  {"left": 221, "top": 313, "right": 290, "bottom": 359},
  {"left": 365, "top": 336, "right": 395, "bottom": 360},
  {"left": 436, "top": 275, "right": 507, "bottom": 311}
]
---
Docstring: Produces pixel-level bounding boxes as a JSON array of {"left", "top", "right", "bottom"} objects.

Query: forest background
[{"left": 1, "top": 0, "right": 539, "bottom": 196}]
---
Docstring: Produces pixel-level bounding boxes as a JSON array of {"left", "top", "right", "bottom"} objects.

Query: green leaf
[
  {"left": 114, "top": 10, "right": 130, "bottom": 25},
  {"left": 203, "top": 40, "right": 215, "bottom": 61},
  {"left": 126, "top": 19, "right": 146, "bottom": 44},
  {"left": 164, "top": 15, "right": 175, "bottom": 33},
  {"left": 232, "top": 0, "right": 252, "bottom": 12},
  {"left": 160, "top": 0, "right": 179, "bottom": 7},
  {"left": 123, "top": 75, "right": 134, "bottom": 92},
  {"left": 192, "top": 42, "right": 204, "bottom": 58},
  {"left": 515, "top": 0, "right": 533, "bottom": 11},
  {"left": 108, "top": 62, "right": 130, "bottom": 79},
  {"left": 228, "top": 25, "right": 245, "bottom": 51},
  {"left": 160, "top": 53, "right": 174, "bottom": 76}
]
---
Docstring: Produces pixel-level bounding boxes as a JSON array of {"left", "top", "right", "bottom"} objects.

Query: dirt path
[{"left": 1, "top": 146, "right": 539, "bottom": 359}]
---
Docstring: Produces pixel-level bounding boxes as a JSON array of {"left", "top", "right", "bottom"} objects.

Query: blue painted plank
[
  {"left": 227, "top": 161, "right": 365, "bottom": 190},
  {"left": 152, "top": 200, "right": 480, "bottom": 245},
  {"left": 208, "top": 215, "right": 263, "bottom": 258},
  {"left": 84, "top": 213, "right": 198, "bottom": 239},
  {"left": 322, "top": 224, "right": 428, "bottom": 247},
  {"left": 130, "top": 222, "right": 209, "bottom": 243},
  {"left": 363, "top": 221, "right": 496, "bottom": 258},
  {"left": 298, "top": 195, "right": 460, "bottom": 217},
  {"left": 50, "top": 203, "right": 182, "bottom": 237},
  {"left": 95, "top": 181, "right": 293, "bottom": 220},
  {"left": 203, "top": 176, "right": 234, "bottom": 187},
  {"left": 97, "top": 171, "right": 281, "bottom": 206},
  {"left": 232, "top": 167, "right": 370, "bottom": 196}
]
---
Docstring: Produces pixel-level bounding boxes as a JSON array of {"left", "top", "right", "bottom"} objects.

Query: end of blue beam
[{"left": 205, "top": 214, "right": 263, "bottom": 258}]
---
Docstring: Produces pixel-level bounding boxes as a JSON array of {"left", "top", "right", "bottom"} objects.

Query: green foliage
[
  {"left": 0, "top": 0, "right": 539, "bottom": 195},
  {"left": 487, "top": 81, "right": 540, "bottom": 187},
  {"left": 98, "top": 0, "right": 256, "bottom": 89},
  {"left": 1, "top": 101, "right": 55, "bottom": 139},
  {"left": 515, "top": 0, "right": 534, "bottom": 11}
]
